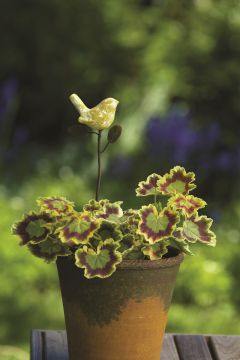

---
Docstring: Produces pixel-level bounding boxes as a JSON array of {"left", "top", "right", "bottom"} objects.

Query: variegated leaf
[
  {"left": 118, "top": 236, "right": 135, "bottom": 257},
  {"left": 83, "top": 199, "right": 102, "bottom": 213},
  {"left": 96, "top": 200, "right": 123, "bottom": 221},
  {"left": 12, "top": 212, "right": 52, "bottom": 245},
  {"left": 137, "top": 205, "right": 179, "bottom": 244},
  {"left": 136, "top": 173, "right": 162, "bottom": 197},
  {"left": 120, "top": 209, "right": 140, "bottom": 233},
  {"left": 174, "top": 240, "right": 193, "bottom": 255},
  {"left": 171, "top": 229, "right": 193, "bottom": 255},
  {"left": 142, "top": 241, "right": 169, "bottom": 260},
  {"left": 58, "top": 213, "right": 100, "bottom": 245},
  {"left": 168, "top": 194, "right": 206, "bottom": 217},
  {"left": 37, "top": 196, "right": 74, "bottom": 217},
  {"left": 75, "top": 239, "right": 122, "bottom": 279},
  {"left": 96, "top": 220, "right": 123, "bottom": 242},
  {"left": 84, "top": 199, "right": 123, "bottom": 222},
  {"left": 124, "top": 249, "right": 145, "bottom": 260},
  {"left": 118, "top": 233, "right": 143, "bottom": 258},
  {"left": 182, "top": 216, "right": 216, "bottom": 246},
  {"left": 158, "top": 166, "right": 196, "bottom": 195},
  {"left": 28, "top": 237, "right": 71, "bottom": 263}
]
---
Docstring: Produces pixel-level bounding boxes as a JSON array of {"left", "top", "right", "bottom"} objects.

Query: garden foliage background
[{"left": 0, "top": 0, "right": 240, "bottom": 358}]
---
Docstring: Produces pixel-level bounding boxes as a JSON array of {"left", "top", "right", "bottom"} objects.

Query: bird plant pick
[{"left": 12, "top": 95, "right": 216, "bottom": 279}]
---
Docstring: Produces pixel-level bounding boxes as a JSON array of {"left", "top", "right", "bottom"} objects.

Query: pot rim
[{"left": 117, "top": 252, "right": 184, "bottom": 270}]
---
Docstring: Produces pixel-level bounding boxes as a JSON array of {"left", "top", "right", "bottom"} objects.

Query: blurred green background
[{"left": 0, "top": 0, "right": 240, "bottom": 358}]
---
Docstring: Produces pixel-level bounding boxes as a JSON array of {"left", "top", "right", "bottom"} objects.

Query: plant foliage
[
  {"left": 12, "top": 165, "right": 216, "bottom": 278},
  {"left": 11, "top": 95, "right": 216, "bottom": 279}
]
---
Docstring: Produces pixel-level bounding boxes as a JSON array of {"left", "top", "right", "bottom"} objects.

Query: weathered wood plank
[
  {"left": 174, "top": 334, "right": 213, "bottom": 360},
  {"left": 210, "top": 335, "right": 240, "bottom": 360},
  {"left": 30, "top": 331, "right": 240, "bottom": 360},
  {"left": 30, "top": 330, "right": 43, "bottom": 360},
  {"left": 44, "top": 330, "right": 69, "bottom": 360},
  {"left": 161, "top": 334, "right": 180, "bottom": 360}
]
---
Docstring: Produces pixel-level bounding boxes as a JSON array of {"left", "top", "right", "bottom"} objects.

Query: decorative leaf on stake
[
  {"left": 107, "top": 125, "right": 122, "bottom": 143},
  {"left": 142, "top": 241, "right": 169, "bottom": 260},
  {"left": 75, "top": 239, "right": 122, "bottom": 279},
  {"left": 158, "top": 166, "right": 196, "bottom": 195},
  {"left": 58, "top": 213, "right": 100, "bottom": 245},
  {"left": 136, "top": 173, "right": 162, "bottom": 196},
  {"left": 28, "top": 237, "right": 71, "bottom": 263},
  {"left": 137, "top": 205, "right": 179, "bottom": 244},
  {"left": 182, "top": 216, "right": 216, "bottom": 246},
  {"left": 12, "top": 212, "right": 52, "bottom": 245},
  {"left": 37, "top": 197, "right": 74, "bottom": 217},
  {"left": 168, "top": 194, "right": 206, "bottom": 217}
]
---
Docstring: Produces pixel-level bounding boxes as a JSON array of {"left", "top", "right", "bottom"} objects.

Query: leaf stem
[
  {"left": 95, "top": 130, "right": 102, "bottom": 201},
  {"left": 100, "top": 141, "right": 110, "bottom": 153}
]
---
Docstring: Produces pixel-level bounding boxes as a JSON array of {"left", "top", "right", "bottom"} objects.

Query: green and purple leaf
[
  {"left": 12, "top": 212, "right": 52, "bottom": 245},
  {"left": 121, "top": 209, "right": 140, "bottom": 230},
  {"left": 142, "top": 241, "right": 169, "bottom": 260},
  {"left": 136, "top": 173, "right": 162, "bottom": 197},
  {"left": 75, "top": 239, "right": 122, "bottom": 279},
  {"left": 58, "top": 212, "right": 101, "bottom": 245},
  {"left": 171, "top": 229, "right": 193, "bottom": 255},
  {"left": 28, "top": 237, "right": 71, "bottom": 263},
  {"left": 124, "top": 249, "right": 145, "bottom": 260},
  {"left": 96, "top": 200, "right": 123, "bottom": 221},
  {"left": 83, "top": 199, "right": 102, "bottom": 213},
  {"left": 96, "top": 220, "right": 123, "bottom": 242},
  {"left": 118, "top": 232, "right": 143, "bottom": 258},
  {"left": 168, "top": 194, "right": 206, "bottom": 217},
  {"left": 37, "top": 196, "right": 74, "bottom": 217},
  {"left": 182, "top": 215, "right": 216, "bottom": 246},
  {"left": 158, "top": 166, "right": 196, "bottom": 195},
  {"left": 84, "top": 199, "right": 123, "bottom": 222},
  {"left": 137, "top": 205, "right": 179, "bottom": 244}
]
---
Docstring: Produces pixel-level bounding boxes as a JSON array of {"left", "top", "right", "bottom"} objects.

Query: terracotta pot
[{"left": 57, "top": 251, "right": 184, "bottom": 360}]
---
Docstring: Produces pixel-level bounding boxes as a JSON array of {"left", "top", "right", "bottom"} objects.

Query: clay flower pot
[{"left": 57, "top": 250, "right": 184, "bottom": 360}]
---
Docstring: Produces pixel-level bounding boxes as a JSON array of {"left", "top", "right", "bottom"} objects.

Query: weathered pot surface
[{"left": 57, "top": 250, "right": 184, "bottom": 360}]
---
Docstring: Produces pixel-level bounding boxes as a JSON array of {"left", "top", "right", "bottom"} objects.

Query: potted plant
[{"left": 12, "top": 94, "right": 216, "bottom": 360}]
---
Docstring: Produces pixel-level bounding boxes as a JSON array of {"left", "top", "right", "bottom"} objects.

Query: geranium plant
[{"left": 12, "top": 95, "right": 216, "bottom": 279}]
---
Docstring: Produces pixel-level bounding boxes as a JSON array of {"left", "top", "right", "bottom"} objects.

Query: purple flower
[
  {"left": 0, "top": 77, "right": 18, "bottom": 122},
  {"left": 146, "top": 108, "right": 203, "bottom": 165},
  {"left": 109, "top": 156, "right": 132, "bottom": 177},
  {"left": 1, "top": 77, "right": 18, "bottom": 102},
  {"left": 215, "top": 150, "right": 240, "bottom": 171}
]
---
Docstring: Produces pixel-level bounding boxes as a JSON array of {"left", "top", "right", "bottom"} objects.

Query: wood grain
[
  {"left": 44, "top": 330, "right": 68, "bottom": 360},
  {"left": 30, "top": 331, "right": 240, "bottom": 360},
  {"left": 174, "top": 334, "right": 213, "bottom": 360},
  {"left": 161, "top": 334, "right": 180, "bottom": 360},
  {"left": 30, "top": 330, "right": 43, "bottom": 360},
  {"left": 210, "top": 335, "right": 240, "bottom": 360}
]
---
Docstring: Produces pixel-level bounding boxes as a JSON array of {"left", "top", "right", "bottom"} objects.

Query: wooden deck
[{"left": 30, "top": 330, "right": 240, "bottom": 360}]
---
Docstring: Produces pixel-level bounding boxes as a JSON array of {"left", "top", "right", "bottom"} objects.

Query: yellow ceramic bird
[{"left": 69, "top": 94, "right": 119, "bottom": 130}]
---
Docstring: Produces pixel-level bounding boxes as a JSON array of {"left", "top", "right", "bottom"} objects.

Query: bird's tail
[{"left": 69, "top": 94, "right": 88, "bottom": 113}]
